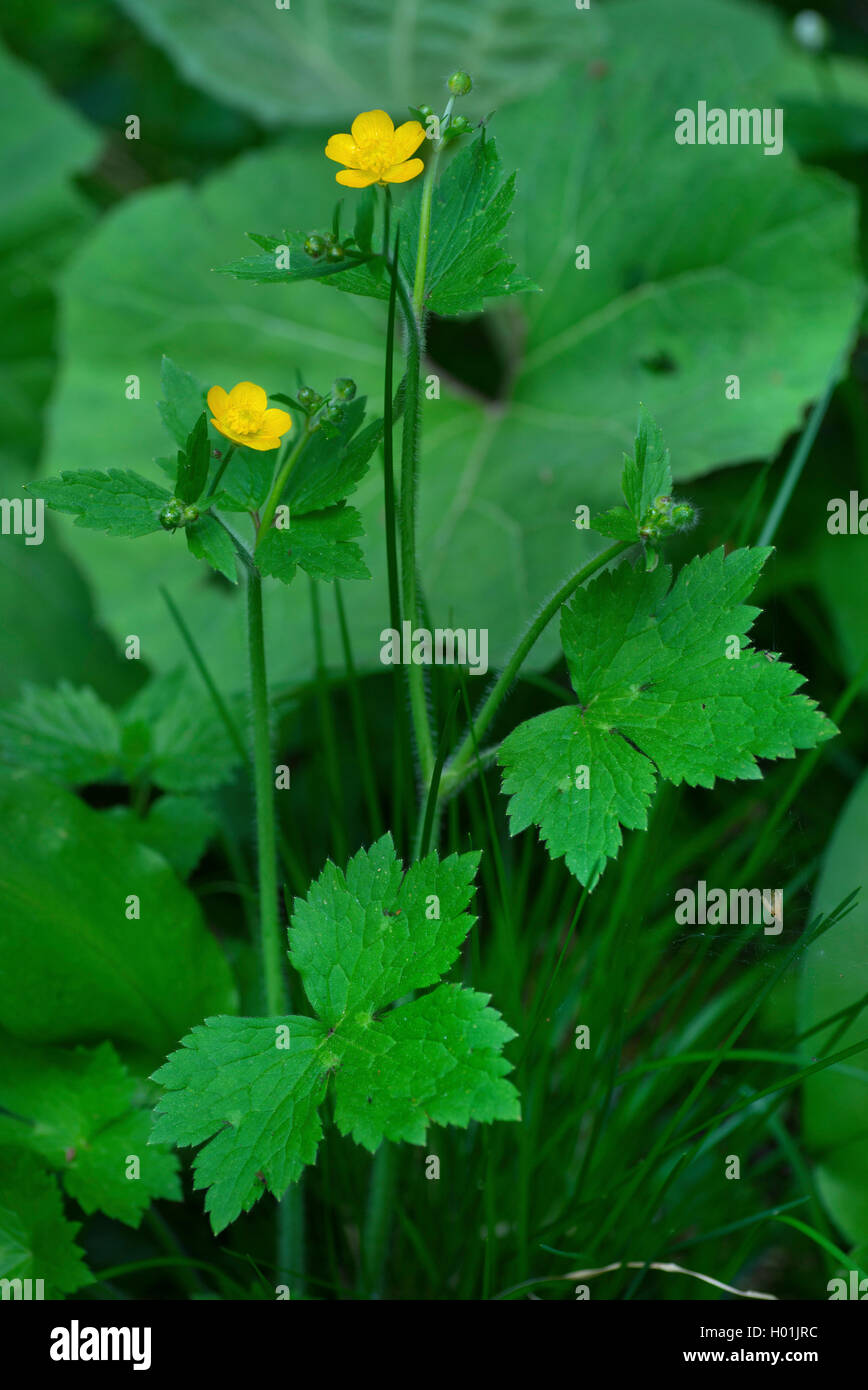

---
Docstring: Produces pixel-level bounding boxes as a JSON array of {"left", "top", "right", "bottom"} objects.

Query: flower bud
[
  {"left": 325, "top": 401, "right": 346, "bottom": 423},
  {"left": 448, "top": 70, "right": 473, "bottom": 96},
  {"left": 304, "top": 233, "right": 327, "bottom": 258},
  {"left": 182, "top": 504, "right": 199, "bottom": 525},
  {"left": 326, "top": 243, "right": 346, "bottom": 262},
  {"left": 297, "top": 386, "right": 321, "bottom": 409},
  {"left": 159, "top": 498, "right": 185, "bottom": 531},
  {"left": 333, "top": 377, "right": 357, "bottom": 401}
]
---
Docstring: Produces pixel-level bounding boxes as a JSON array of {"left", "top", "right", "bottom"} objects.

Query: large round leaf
[
  {"left": 115, "top": 0, "right": 607, "bottom": 127},
  {"left": 0, "top": 772, "right": 236, "bottom": 1053},
  {"left": 798, "top": 769, "right": 868, "bottom": 1246}
]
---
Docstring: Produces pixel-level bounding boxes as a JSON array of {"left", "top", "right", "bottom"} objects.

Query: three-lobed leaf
[
  {"left": 499, "top": 548, "right": 837, "bottom": 888},
  {"left": 152, "top": 836, "right": 520, "bottom": 1232}
]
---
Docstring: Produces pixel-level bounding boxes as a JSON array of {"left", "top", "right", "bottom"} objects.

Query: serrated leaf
[
  {"left": 327, "top": 133, "right": 534, "bottom": 317},
  {"left": 34, "top": 470, "right": 173, "bottom": 538},
  {"left": 0, "top": 681, "right": 121, "bottom": 784},
  {"left": 158, "top": 356, "right": 206, "bottom": 448},
  {"left": 151, "top": 1015, "right": 328, "bottom": 1234},
  {"left": 333, "top": 985, "right": 519, "bottom": 1150},
  {"left": 152, "top": 837, "right": 518, "bottom": 1232},
  {"left": 176, "top": 411, "right": 210, "bottom": 505},
  {"left": 256, "top": 505, "right": 368, "bottom": 585},
  {"left": 0, "top": 1036, "right": 179, "bottom": 1227},
  {"left": 122, "top": 668, "right": 241, "bottom": 792},
  {"left": 186, "top": 512, "right": 238, "bottom": 583},
  {"left": 0, "top": 1149, "right": 92, "bottom": 1295},
  {"left": 218, "top": 231, "right": 375, "bottom": 285},
  {"left": 622, "top": 407, "right": 672, "bottom": 523},
  {"left": 499, "top": 548, "right": 837, "bottom": 887}
]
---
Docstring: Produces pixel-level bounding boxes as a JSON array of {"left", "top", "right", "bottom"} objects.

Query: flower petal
[
  {"left": 260, "top": 408, "right": 293, "bottom": 437},
  {"left": 207, "top": 384, "right": 229, "bottom": 416},
  {"left": 391, "top": 120, "right": 426, "bottom": 162},
  {"left": 325, "top": 133, "right": 360, "bottom": 167},
  {"left": 246, "top": 434, "right": 283, "bottom": 452},
  {"left": 351, "top": 109, "right": 394, "bottom": 145},
  {"left": 336, "top": 168, "right": 380, "bottom": 187},
  {"left": 383, "top": 158, "right": 425, "bottom": 184},
  {"left": 226, "top": 381, "right": 267, "bottom": 412}
]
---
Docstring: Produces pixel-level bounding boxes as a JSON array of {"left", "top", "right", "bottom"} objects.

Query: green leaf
[
  {"left": 218, "top": 231, "right": 374, "bottom": 285},
  {"left": 799, "top": 769, "right": 868, "bottom": 1246},
  {"left": 121, "top": 669, "right": 242, "bottom": 793},
  {"left": 0, "top": 1035, "right": 179, "bottom": 1227},
  {"left": 176, "top": 411, "right": 210, "bottom": 505},
  {"left": 152, "top": 837, "right": 519, "bottom": 1232},
  {"left": 158, "top": 355, "right": 207, "bottom": 449},
  {"left": 186, "top": 512, "right": 238, "bottom": 583},
  {"left": 334, "top": 133, "right": 535, "bottom": 317},
  {"left": 621, "top": 407, "right": 672, "bottom": 524},
  {"left": 0, "top": 681, "right": 121, "bottom": 784},
  {"left": 0, "top": 771, "right": 236, "bottom": 1051},
  {"left": 0, "top": 39, "right": 97, "bottom": 482},
  {"left": 34, "top": 469, "right": 173, "bottom": 538},
  {"left": 0, "top": 1149, "right": 92, "bottom": 1296},
  {"left": 0, "top": 670, "right": 241, "bottom": 795},
  {"left": 499, "top": 548, "right": 837, "bottom": 887},
  {"left": 256, "top": 506, "right": 368, "bottom": 585},
  {"left": 152, "top": 1015, "right": 327, "bottom": 1235},
  {"left": 108, "top": 795, "right": 219, "bottom": 880},
  {"left": 114, "top": 0, "right": 598, "bottom": 127}
]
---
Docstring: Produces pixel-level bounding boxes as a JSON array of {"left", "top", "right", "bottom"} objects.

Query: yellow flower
[
  {"left": 207, "top": 381, "right": 292, "bottom": 452},
  {"left": 325, "top": 109, "right": 426, "bottom": 187}
]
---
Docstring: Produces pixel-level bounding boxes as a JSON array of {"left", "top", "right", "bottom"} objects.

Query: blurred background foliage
[{"left": 1, "top": 0, "right": 868, "bottom": 1300}]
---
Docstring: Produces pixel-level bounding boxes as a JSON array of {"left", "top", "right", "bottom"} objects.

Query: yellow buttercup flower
[
  {"left": 325, "top": 109, "right": 426, "bottom": 187},
  {"left": 207, "top": 381, "right": 292, "bottom": 452}
]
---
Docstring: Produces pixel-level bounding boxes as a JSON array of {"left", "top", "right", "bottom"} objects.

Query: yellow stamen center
[
  {"left": 357, "top": 137, "right": 395, "bottom": 179},
  {"left": 224, "top": 404, "right": 263, "bottom": 436}
]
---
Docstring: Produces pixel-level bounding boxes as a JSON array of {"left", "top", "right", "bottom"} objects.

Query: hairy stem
[
  {"left": 441, "top": 540, "right": 633, "bottom": 796},
  {"left": 257, "top": 424, "right": 310, "bottom": 544}
]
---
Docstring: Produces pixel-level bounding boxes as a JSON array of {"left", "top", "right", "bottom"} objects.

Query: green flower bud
[
  {"left": 669, "top": 502, "right": 697, "bottom": 529},
  {"left": 448, "top": 70, "right": 473, "bottom": 96},
  {"left": 159, "top": 498, "right": 184, "bottom": 531},
  {"left": 297, "top": 386, "right": 321, "bottom": 409},
  {"left": 415, "top": 104, "right": 435, "bottom": 121},
  {"left": 333, "top": 377, "right": 357, "bottom": 401},
  {"left": 326, "top": 243, "right": 346, "bottom": 262},
  {"left": 182, "top": 504, "right": 199, "bottom": 525},
  {"left": 325, "top": 401, "right": 346, "bottom": 423},
  {"left": 304, "top": 233, "right": 327, "bottom": 258}
]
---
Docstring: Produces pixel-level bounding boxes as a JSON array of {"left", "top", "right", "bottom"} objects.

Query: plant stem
[
  {"left": 247, "top": 566, "right": 307, "bottom": 1294},
  {"left": 441, "top": 539, "right": 633, "bottom": 795},
  {"left": 206, "top": 443, "right": 235, "bottom": 498},
  {"left": 396, "top": 263, "right": 435, "bottom": 783},
  {"left": 362, "top": 1142, "right": 394, "bottom": 1298},
  {"left": 382, "top": 212, "right": 402, "bottom": 636},
  {"left": 246, "top": 568, "right": 286, "bottom": 1016},
  {"left": 257, "top": 424, "right": 310, "bottom": 544}
]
